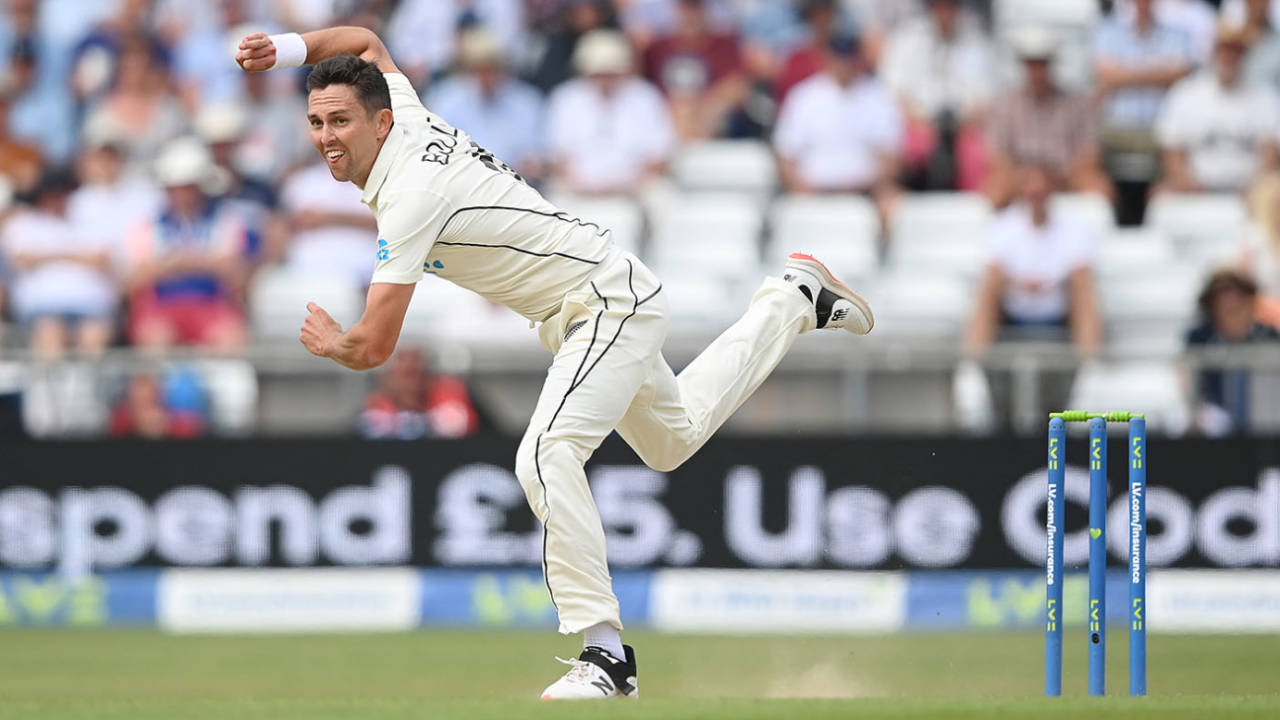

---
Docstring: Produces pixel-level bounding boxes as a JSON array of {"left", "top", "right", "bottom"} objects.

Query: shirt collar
[{"left": 361, "top": 123, "right": 403, "bottom": 206}]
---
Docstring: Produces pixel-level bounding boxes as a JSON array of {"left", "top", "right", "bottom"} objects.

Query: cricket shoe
[
  {"left": 540, "top": 645, "right": 638, "bottom": 700},
  {"left": 783, "top": 253, "right": 874, "bottom": 334}
]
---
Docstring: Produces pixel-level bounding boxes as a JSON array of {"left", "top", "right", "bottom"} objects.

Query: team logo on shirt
[
  {"left": 424, "top": 259, "right": 445, "bottom": 275},
  {"left": 377, "top": 238, "right": 390, "bottom": 261}
]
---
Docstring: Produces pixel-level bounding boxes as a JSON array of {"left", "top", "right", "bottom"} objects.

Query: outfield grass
[{"left": 0, "top": 629, "right": 1276, "bottom": 719}]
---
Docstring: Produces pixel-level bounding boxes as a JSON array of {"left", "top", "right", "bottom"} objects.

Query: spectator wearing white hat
[
  {"left": 545, "top": 29, "right": 676, "bottom": 195},
  {"left": 1, "top": 168, "right": 118, "bottom": 359},
  {"left": 1156, "top": 23, "right": 1280, "bottom": 196},
  {"left": 985, "top": 26, "right": 1113, "bottom": 207},
  {"left": 195, "top": 101, "right": 285, "bottom": 267},
  {"left": 122, "top": 137, "right": 248, "bottom": 350},
  {"left": 428, "top": 27, "right": 547, "bottom": 184}
]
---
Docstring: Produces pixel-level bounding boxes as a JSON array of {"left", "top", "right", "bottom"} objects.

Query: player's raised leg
[
  {"left": 617, "top": 253, "right": 872, "bottom": 472},
  {"left": 513, "top": 256, "right": 665, "bottom": 700}
]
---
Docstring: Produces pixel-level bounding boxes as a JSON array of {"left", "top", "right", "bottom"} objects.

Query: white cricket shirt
[{"left": 362, "top": 73, "right": 615, "bottom": 322}]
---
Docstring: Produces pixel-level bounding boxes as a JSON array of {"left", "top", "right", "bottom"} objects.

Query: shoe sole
[{"left": 786, "top": 253, "right": 874, "bottom": 334}]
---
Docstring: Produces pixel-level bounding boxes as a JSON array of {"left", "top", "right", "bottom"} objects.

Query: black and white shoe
[
  {"left": 783, "top": 252, "right": 874, "bottom": 335},
  {"left": 540, "top": 645, "right": 639, "bottom": 700}
]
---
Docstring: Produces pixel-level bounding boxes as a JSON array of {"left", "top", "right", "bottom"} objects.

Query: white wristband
[{"left": 267, "top": 32, "right": 307, "bottom": 70}]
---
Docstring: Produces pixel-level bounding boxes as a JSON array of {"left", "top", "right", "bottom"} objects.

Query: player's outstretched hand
[
  {"left": 235, "top": 32, "right": 276, "bottom": 72},
  {"left": 300, "top": 301, "right": 341, "bottom": 358}
]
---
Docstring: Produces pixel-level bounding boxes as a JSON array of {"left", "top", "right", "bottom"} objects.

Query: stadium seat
[
  {"left": 889, "top": 193, "right": 992, "bottom": 278},
  {"left": 765, "top": 195, "right": 880, "bottom": 281},
  {"left": 546, "top": 193, "right": 645, "bottom": 255},
  {"left": 865, "top": 271, "right": 975, "bottom": 338},
  {"left": 670, "top": 140, "right": 778, "bottom": 196},
  {"left": 1146, "top": 193, "right": 1250, "bottom": 270},
  {"left": 1100, "top": 265, "right": 1201, "bottom": 355},
  {"left": 1051, "top": 193, "right": 1115, "bottom": 242},
  {"left": 648, "top": 192, "right": 765, "bottom": 287},
  {"left": 1097, "top": 228, "right": 1176, "bottom": 279},
  {"left": 193, "top": 359, "right": 259, "bottom": 435},
  {"left": 402, "top": 276, "right": 487, "bottom": 337},
  {"left": 249, "top": 267, "right": 365, "bottom": 340},
  {"left": 659, "top": 271, "right": 740, "bottom": 337},
  {"left": 1066, "top": 361, "right": 1191, "bottom": 434}
]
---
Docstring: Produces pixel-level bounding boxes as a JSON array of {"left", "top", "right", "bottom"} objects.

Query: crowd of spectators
[{"left": 0, "top": 0, "right": 1278, "bottom": 437}]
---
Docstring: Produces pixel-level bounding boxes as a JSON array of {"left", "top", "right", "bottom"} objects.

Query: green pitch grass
[{"left": 0, "top": 629, "right": 1277, "bottom": 719}]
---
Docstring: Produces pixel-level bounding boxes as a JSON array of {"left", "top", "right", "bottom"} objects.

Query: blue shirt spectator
[
  {"left": 428, "top": 28, "right": 546, "bottom": 182},
  {"left": 1094, "top": 0, "right": 1195, "bottom": 131}
]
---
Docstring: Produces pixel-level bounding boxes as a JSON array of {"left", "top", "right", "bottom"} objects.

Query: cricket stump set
[{"left": 1045, "top": 411, "right": 1147, "bottom": 697}]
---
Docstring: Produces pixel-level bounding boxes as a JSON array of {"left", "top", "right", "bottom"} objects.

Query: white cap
[
  {"left": 195, "top": 102, "right": 247, "bottom": 144},
  {"left": 1009, "top": 25, "right": 1056, "bottom": 60},
  {"left": 154, "top": 136, "right": 230, "bottom": 193},
  {"left": 573, "top": 30, "right": 632, "bottom": 76},
  {"left": 458, "top": 27, "right": 503, "bottom": 68},
  {"left": 81, "top": 111, "right": 128, "bottom": 150}
]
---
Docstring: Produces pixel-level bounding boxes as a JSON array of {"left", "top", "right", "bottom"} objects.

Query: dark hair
[
  {"left": 1198, "top": 269, "right": 1258, "bottom": 316},
  {"left": 306, "top": 54, "right": 391, "bottom": 116}
]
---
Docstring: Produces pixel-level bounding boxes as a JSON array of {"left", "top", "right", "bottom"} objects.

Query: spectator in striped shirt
[{"left": 983, "top": 26, "right": 1113, "bottom": 208}]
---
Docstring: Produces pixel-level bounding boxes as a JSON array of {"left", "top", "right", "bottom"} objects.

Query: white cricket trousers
[{"left": 514, "top": 248, "right": 816, "bottom": 634}]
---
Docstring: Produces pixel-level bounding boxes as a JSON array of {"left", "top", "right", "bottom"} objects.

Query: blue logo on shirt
[
  {"left": 376, "top": 238, "right": 389, "bottom": 261},
  {"left": 424, "top": 259, "right": 444, "bottom": 275}
]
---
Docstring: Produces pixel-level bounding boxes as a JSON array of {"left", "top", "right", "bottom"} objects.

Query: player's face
[{"left": 307, "top": 84, "right": 389, "bottom": 186}]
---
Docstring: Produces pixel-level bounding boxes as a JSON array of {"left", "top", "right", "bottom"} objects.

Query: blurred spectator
[
  {"left": 123, "top": 137, "right": 248, "bottom": 350},
  {"left": 195, "top": 101, "right": 283, "bottom": 264},
  {"left": 616, "top": 0, "right": 737, "bottom": 51},
  {"left": 279, "top": 160, "right": 376, "bottom": 289},
  {"left": 1155, "top": 24, "right": 1279, "bottom": 195},
  {"left": 1186, "top": 269, "right": 1280, "bottom": 436},
  {"left": 168, "top": 0, "right": 258, "bottom": 109},
  {"left": 1094, "top": 0, "right": 1195, "bottom": 224},
  {"left": 6, "top": 35, "right": 76, "bottom": 164},
  {"left": 359, "top": 348, "right": 478, "bottom": 439},
  {"left": 879, "top": 0, "right": 996, "bottom": 191},
  {"left": 774, "top": 0, "right": 848, "bottom": 104},
  {"left": 108, "top": 368, "right": 208, "bottom": 438},
  {"left": 385, "top": 0, "right": 526, "bottom": 87},
  {"left": 70, "top": 2, "right": 165, "bottom": 103},
  {"left": 773, "top": 34, "right": 902, "bottom": 221},
  {"left": 234, "top": 69, "right": 312, "bottom": 183},
  {"left": 1144, "top": 0, "right": 1218, "bottom": 64},
  {"left": 985, "top": 26, "right": 1113, "bottom": 207},
  {"left": 0, "top": 86, "right": 42, "bottom": 195},
  {"left": 966, "top": 165, "right": 1103, "bottom": 358},
  {"left": 1241, "top": 0, "right": 1280, "bottom": 94},
  {"left": 82, "top": 34, "right": 186, "bottom": 178},
  {"left": 642, "top": 0, "right": 749, "bottom": 140},
  {"left": 736, "top": 0, "right": 811, "bottom": 92},
  {"left": 273, "top": 0, "right": 346, "bottom": 32},
  {"left": 68, "top": 114, "right": 163, "bottom": 262},
  {"left": 429, "top": 27, "right": 547, "bottom": 183},
  {"left": 0, "top": 169, "right": 117, "bottom": 359},
  {"left": 546, "top": 29, "right": 675, "bottom": 195},
  {"left": 527, "top": 0, "right": 617, "bottom": 93}
]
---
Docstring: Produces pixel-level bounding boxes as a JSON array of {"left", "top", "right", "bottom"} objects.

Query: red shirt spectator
[
  {"left": 774, "top": 0, "right": 841, "bottom": 104},
  {"left": 360, "top": 349, "right": 479, "bottom": 440},
  {"left": 642, "top": 0, "right": 748, "bottom": 140}
]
